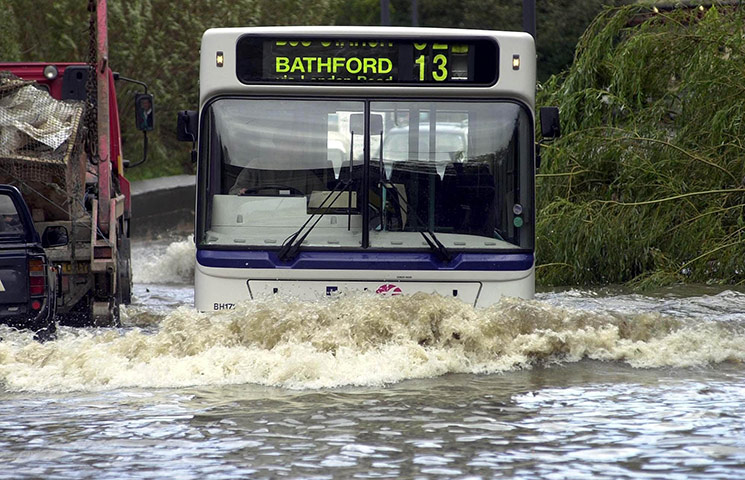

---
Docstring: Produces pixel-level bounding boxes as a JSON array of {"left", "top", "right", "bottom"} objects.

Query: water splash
[
  {"left": 1, "top": 294, "right": 743, "bottom": 393},
  {"left": 132, "top": 236, "right": 195, "bottom": 284}
]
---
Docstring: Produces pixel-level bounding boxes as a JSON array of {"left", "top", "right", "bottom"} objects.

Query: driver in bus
[
  {"left": 229, "top": 168, "right": 254, "bottom": 195},
  {"left": 228, "top": 127, "right": 289, "bottom": 195},
  {"left": 229, "top": 163, "right": 327, "bottom": 196},
  {"left": 228, "top": 126, "right": 328, "bottom": 196}
]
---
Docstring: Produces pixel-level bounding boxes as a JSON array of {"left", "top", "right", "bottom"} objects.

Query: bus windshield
[{"left": 201, "top": 98, "right": 533, "bottom": 252}]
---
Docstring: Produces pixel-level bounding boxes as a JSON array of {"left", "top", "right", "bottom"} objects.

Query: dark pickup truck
[{"left": 0, "top": 185, "right": 67, "bottom": 338}]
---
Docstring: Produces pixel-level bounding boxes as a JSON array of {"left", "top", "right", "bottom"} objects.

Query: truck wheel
[
  {"left": 92, "top": 297, "right": 120, "bottom": 328},
  {"left": 90, "top": 270, "right": 121, "bottom": 328}
]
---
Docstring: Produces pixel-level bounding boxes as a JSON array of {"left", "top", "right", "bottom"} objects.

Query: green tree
[
  {"left": 331, "top": 0, "right": 630, "bottom": 80},
  {"left": 331, "top": 0, "right": 384, "bottom": 25},
  {"left": 8, "top": 0, "right": 87, "bottom": 60},
  {"left": 5, "top": 0, "right": 336, "bottom": 180},
  {"left": 107, "top": 0, "right": 337, "bottom": 179},
  {"left": 0, "top": 0, "right": 20, "bottom": 60},
  {"left": 536, "top": 5, "right": 745, "bottom": 287},
  {"left": 4, "top": 0, "right": 632, "bottom": 180}
]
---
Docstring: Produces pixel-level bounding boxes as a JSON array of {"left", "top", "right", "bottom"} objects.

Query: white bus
[{"left": 178, "top": 26, "right": 559, "bottom": 311}]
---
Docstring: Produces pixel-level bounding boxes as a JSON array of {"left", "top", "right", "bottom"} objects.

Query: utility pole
[
  {"left": 522, "top": 0, "right": 536, "bottom": 38},
  {"left": 381, "top": 0, "right": 390, "bottom": 26}
]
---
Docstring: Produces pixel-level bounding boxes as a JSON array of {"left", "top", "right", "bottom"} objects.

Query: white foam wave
[
  {"left": 132, "top": 236, "right": 195, "bottom": 284},
  {"left": 1, "top": 294, "right": 743, "bottom": 393}
]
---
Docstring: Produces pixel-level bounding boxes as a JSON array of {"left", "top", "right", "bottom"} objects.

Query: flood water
[{"left": 1, "top": 238, "right": 744, "bottom": 479}]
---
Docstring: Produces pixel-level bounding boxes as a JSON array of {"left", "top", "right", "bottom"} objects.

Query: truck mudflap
[
  {"left": 0, "top": 249, "right": 29, "bottom": 307},
  {"left": 246, "top": 280, "right": 482, "bottom": 306}
]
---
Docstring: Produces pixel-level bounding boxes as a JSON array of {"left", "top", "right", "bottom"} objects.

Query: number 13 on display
[{"left": 414, "top": 43, "right": 449, "bottom": 82}]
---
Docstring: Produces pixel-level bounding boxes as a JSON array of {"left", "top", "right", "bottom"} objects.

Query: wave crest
[
  {"left": 1, "top": 294, "right": 742, "bottom": 392},
  {"left": 132, "top": 236, "right": 195, "bottom": 284}
]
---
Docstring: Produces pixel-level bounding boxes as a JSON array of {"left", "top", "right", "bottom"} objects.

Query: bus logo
[{"left": 376, "top": 283, "right": 402, "bottom": 295}]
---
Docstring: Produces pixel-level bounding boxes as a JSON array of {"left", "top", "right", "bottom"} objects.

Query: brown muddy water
[{"left": 0, "top": 238, "right": 743, "bottom": 479}]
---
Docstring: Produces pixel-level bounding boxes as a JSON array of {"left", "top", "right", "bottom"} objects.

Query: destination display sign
[{"left": 235, "top": 36, "right": 498, "bottom": 85}]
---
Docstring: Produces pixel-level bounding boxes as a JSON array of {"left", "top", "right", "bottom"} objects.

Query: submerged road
[{"left": 0, "top": 234, "right": 744, "bottom": 478}]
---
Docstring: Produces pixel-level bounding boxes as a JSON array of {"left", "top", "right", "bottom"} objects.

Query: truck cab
[{"left": 0, "top": 185, "right": 67, "bottom": 337}]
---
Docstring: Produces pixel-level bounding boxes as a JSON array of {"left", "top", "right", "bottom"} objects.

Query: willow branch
[
  {"left": 667, "top": 204, "right": 745, "bottom": 233},
  {"left": 595, "top": 188, "right": 745, "bottom": 207},
  {"left": 537, "top": 170, "right": 592, "bottom": 178},
  {"left": 536, "top": 262, "right": 575, "bottom": 270},
  {"left": 679, "top": 239, "right": 745, "bottom": 272},
  {"left": 596, "top": 128, "right": 738, "bottom": 183}
]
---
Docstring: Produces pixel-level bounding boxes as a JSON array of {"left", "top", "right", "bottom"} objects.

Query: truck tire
[
  {"left": 92, "top": 297, "right": 120, "bottom": 328},
  {"left": 91, "top": 268, "right": 121, "bottom": 328}
]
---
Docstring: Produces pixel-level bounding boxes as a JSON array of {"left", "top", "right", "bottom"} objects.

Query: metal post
[
  {"left": 522, "top": 0, "right": 536, "bottom": 38},
  {"left": 96, "top": 0, "right": 111, "bottom": 236},
  {"left": 412, "top": 0, "right": 418, "bottom": 26},
  {"left": 381, "top": 0, "right": 390, "bottom": 26}
]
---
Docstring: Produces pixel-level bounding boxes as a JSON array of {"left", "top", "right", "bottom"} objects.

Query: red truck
[{"left": 0, "top": 0, "right": 151, "bottom": 327}]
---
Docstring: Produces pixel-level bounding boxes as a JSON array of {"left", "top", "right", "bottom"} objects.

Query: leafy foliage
[
  {"left": 109, "top": 0, "right": 337, "bottom": 180},
  {"left": 8, "top": 1, "right": 741, "bottom": 287},
  {"left": 3, "top": 0, "right": 623, "bottom": 181},
  {"left": 0, "top": 0, "right": 20, "bottom": 59},
  {"left": 5, "top": 0, "right": 336, "bottom": 181},
  {"left": 344, "top": 0, "right": 628, "bottom": 81},
  {"left": 536, "top": 4, "right": 745, "bottom": 287}
]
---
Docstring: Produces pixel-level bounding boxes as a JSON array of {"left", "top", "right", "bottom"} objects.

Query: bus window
[
  {"left": 203, "top": 98, "right": 365, "bottom": 248},
  {"left": 369, "top": 101, "right": 531, "bottom": 250}
]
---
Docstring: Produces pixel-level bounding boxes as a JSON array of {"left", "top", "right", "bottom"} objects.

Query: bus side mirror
[
  {"left": 42, "top": 226, "right": 69, "bottom": 248},
  {"left": 177, "top": 110, "right": 198, "bottom": 142},
  {"left": 540, "top": 106, "right": 560, "bottom": 139},
  {"left": 135, "top": 93, "right": 155, "bottom": 131}
]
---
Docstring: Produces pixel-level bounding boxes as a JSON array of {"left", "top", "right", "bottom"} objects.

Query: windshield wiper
[
  {"left": 380, "top": 179, "right": 452, "bottom": 263},
  {"left": 377, "top": 151, "right": 452, "bottom": 264},
  {"left": 420, "top": 226, "right": 452, "bottom": 263},
  {"left": 277, "top": 179, "right": 351, "bottom": 262},
  {"left": 280, "top": 122, "right": 361, "bottom": 262}
]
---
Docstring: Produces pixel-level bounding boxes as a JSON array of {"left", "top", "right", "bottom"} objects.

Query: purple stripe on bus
[{"left": 196, "top": 249, "right": 534, "bottom": 271}]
